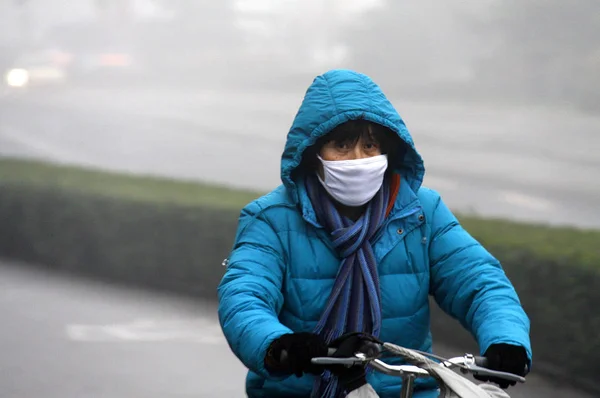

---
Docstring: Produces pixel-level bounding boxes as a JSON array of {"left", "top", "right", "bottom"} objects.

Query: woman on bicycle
[{"left": 217, "top": 69, "right": 531, "bottom": 398}]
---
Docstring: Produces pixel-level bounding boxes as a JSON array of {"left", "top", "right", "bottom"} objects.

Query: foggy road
[
  {"left": 0, "top": 261, "right": 593, "bottom": 398},
  {"left": 1, "top": 87, "right": 599, "bottom": 228}
]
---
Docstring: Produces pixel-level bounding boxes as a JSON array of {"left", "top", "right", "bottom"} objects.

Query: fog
[
  {"left": 1, "top": 0, "right": 599, "bottom": 227},
  {"left": 2, "top": 0, "right": 598, "bottom": 110}
]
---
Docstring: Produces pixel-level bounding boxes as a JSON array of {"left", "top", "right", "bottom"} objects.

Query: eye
[
  {"left": 364, "top": 141, "right": 379, "bottom": 150},
  {"left": 334, "top": 142, "right": 350, "bottom": 150}
]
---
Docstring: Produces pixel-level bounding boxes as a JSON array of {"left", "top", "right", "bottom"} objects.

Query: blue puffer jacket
[{"left": 217, "top": 69, "right": 532, "bottom": 398}]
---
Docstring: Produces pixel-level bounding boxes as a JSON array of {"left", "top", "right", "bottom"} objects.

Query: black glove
[
  {"left": 474, "top": 343, "right": 528, "bottom": 389},
  {"left": 327, "top": 332, "right": 383, "bottom": 393},
  {"left": 264, "top": 332, "right": 328, "bottom": 377}
]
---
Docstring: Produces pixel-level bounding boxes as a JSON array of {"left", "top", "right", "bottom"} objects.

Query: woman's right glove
[
  {"left": 326, "top": 332, "right": 383, "bottom": 393},
  {"left": 264, "top": 332, "right": 328, "bottom": 377}
]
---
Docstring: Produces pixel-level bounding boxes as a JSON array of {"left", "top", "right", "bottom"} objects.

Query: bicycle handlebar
[{"left": 280, "top": 341, "right": 526, "bottom": 385}]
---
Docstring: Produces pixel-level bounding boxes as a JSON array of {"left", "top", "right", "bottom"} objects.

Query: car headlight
[{"left": 5, "top": 68, "right": 30, "bottom": 88}]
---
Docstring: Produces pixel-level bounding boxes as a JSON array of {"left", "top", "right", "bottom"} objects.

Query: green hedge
[
  {"left": 0, "top": 157, "right": 261, "bottom": 210},
  {"left": 0, "top": 158, "right": 599, "bottom": 393},
  {"left": 0, "top": 184, "right": 240, "bottom": 297}
]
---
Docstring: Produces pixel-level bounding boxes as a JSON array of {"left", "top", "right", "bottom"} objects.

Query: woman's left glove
[{"left": 473, "top": 343, "right": 529, "bottom": 389}]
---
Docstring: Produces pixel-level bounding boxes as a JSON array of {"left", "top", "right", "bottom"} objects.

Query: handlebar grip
[
  {"left": 473, "top": 356, "right": 489, "bottom": 368},
  {"left": 279, "top": 348, "right": 337, "bottom": 364},
  {"left": 474, "top": 356, "right": 529, "bottom": 375}
]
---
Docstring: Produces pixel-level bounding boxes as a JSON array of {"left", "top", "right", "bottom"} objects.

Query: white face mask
[{"left": 317, "top": 154, "right": 388, "bottom": 207}]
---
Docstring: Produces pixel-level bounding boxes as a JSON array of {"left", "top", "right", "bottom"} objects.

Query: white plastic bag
[{"left": 382, "top": 343, "right": 511, "bottom": 398}]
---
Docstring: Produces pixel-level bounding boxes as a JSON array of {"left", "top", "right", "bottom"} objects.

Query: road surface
[
  {"left": 0, "top": 261, "right": 593, "bottom": 398},
  {"left": 1, "top": 87, "right": 599, "bottom": 228}
]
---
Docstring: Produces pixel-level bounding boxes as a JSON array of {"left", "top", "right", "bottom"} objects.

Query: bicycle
[{"left": 308, "top": 338, "right": 527, "bottom": 398}]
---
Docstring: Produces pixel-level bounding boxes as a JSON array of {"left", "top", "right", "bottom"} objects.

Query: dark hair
[{"left": 299, "top": 119, "right": 405, "bottom": 174}]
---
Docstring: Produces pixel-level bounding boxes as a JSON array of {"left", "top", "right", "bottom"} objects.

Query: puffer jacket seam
[
  {"left": 290, "top": 269, "right": 429, "bottom": 281},
  {"left": 238, "top": 202, "right": 297, "bottom": 237},
  {"left": 359, "top": 74, "right": 374, "bottom": 113},
  {"left": 322, "top": 73, "right": 340, "bottom": 115},
  {"left": 432, "top": 241, "right": 479, "bottom": 268}
]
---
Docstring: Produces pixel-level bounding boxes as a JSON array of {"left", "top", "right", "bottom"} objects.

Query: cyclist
[{"left": 217, "top": 69, "right": 531, "bottom": 398}]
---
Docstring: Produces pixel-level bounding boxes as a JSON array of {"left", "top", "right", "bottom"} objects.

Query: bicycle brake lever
[
  {"left": 311, "top": 357, "right": 363, "bottom": 366},
  {"left": 311, "top": 352, "right": 370, "bottom": 367},
  {"left": 466, "top": 365, "right": 527, "bottom": 384}
]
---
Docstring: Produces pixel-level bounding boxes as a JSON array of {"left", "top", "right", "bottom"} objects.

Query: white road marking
[
  {"left": 66, "top": 317, "right": 227, "bottom": 344},
  {"left": 500, "top": 191, "right": 556, "bottom": 212}
]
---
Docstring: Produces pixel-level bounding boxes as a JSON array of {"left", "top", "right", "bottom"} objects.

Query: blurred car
[
  {"left": 3, "top": 48, "right": 69, "bottom": 90},
  {"left": 43, "top": 22, "right": 144, "bottom": 85},
  {"left": 3, "top": 18, "right": 144, "bottom": 91}
]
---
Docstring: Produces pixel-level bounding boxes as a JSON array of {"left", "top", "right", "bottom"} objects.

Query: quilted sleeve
[
  {"left": 427, "top": 192, "right": 532, "bottom": 365},
  {"left": 217, "top": 202, "right": 293, "bottom": 379}
]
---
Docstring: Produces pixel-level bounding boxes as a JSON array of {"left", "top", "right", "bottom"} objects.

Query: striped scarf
[{"left": 305, "top": 174, "right": 390, "bottom": 398}]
